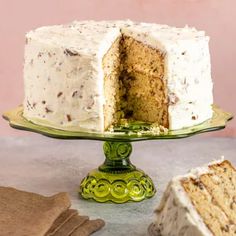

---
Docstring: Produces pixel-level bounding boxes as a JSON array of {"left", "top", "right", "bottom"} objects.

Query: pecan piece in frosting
[{"left": 64, "top": 49, "right": 79, "bottom": 56}]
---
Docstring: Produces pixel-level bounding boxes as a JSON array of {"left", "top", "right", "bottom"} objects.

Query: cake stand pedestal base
[{"left": 79, "top": 141, "right": 156, "bottom": 203}]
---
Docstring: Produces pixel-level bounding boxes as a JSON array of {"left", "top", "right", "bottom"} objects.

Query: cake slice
[{"left": 150, "top": 160, "right": 236, "bottom": 236}]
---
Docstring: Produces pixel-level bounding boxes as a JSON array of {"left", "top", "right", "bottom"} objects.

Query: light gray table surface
[{"left": 0, "top": 135, "right": 235, "bottom": 236}]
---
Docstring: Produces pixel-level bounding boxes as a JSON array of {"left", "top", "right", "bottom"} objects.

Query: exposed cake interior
[
  {"left": 103, "top": 37, "right": 121, "bottom": 130},
  {"left": 103, "top": 34, "right": 167, "bottom": 130},
  {"left": 181, "top": 161, "right": 236, "bottom": 235}
]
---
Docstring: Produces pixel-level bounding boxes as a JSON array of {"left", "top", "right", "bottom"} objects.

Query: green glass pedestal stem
[
  {"left": 99, "top": 141, "right": 136, "bottom": 173},
  {"left": 79, "top": 141, "right": 156, "bottom": 203}
]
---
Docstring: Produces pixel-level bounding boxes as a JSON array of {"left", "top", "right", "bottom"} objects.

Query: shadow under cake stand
[{"left": 3, "top": 105, "right": 233, "bottom": 203}]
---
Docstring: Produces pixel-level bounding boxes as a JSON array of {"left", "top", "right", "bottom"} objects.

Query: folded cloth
[
  {"left": 50, "top": 214, "right": 89, "bottom": 236},
  {"left": 47, "top": 212, "right": 105, "bottom": 236},
  {"left": 0, "top": 187, "right": 105, "bottom": 236},
  {"left": 0, "top": 186, "right": 71, "bottom": 236},
  {"left": 70, "top": 219, "right": 105, "bottom": 236},
  {"left": 46, "top": 209, "right": 78, "bottom": 236}
]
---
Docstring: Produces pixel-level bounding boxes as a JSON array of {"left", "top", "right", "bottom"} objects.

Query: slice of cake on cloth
[{"left": 149, "top": 159, "right": 236, "bottom": 236}]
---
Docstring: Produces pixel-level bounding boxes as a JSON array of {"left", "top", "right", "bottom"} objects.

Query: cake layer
[
  {"left": 120, "top": 71, "right": 168, "bottom": 126},
  {"left": 120, "top": 36, "right": 168, "bottom": 127},
  {"left": 154, "top": 160, "right": 236, "bottom": 236},
  {"left": 121, "top": 36, "right": 165, "bottom": 79},
  {"left": 103, "top": 37, "right": 121, "bottom": 129},
  {"left": 205, "top": 162, "right": 236, "bottom": 224}
]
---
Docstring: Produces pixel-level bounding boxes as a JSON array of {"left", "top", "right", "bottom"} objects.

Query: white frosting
[
  {"left": 154, "top": 159, "right": 226, "bottom": 236},
  {"left": 24, "top": 21, "right": 126, "bottom": 131},
  {"left": 23, "top": 20, "right": 213, "bottom": 132}
]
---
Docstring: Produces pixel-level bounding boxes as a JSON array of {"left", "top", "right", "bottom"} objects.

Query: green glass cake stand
[{"left": 3, "top": 105, "right": 233, "bottom": 203}]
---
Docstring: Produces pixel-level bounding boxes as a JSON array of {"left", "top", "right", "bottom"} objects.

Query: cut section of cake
[
  {"left": 150, "top": 159, "right": 236, "bottom": 236},
  {"left": 119, "top": 35, "right": 168, "bottom": 128},
  {"left": 23, "top": 20, "right": 213, "bottom": 132}
]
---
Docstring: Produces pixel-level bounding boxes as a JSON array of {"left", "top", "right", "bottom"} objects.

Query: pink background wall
[{"left": 0, "top": 0, "right": 235, "bottom": 136}]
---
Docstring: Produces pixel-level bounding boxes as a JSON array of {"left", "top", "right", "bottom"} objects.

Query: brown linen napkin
[
  {"left": 48, "top": 212, "right": 105, "bottom": 236},
  {"left": 46, "top": 209, "right": 78, "bottom": 236},
  {"left": 0, "top": 186, "right": 71, "bottom": 236},
  {"left": 70, "top": 219, "right": 105, "bottom": 236},
  {"left": 51, "top": 214, "right": 89, "bottom": 236}
]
